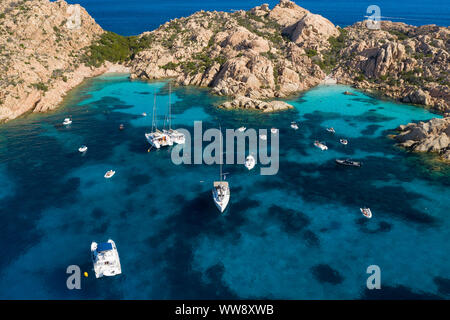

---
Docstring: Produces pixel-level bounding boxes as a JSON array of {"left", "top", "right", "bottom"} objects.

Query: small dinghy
[
  {"left": 238, "top": 126, "right": 246, "bottom": 132},
  {"left": 290, "top": 122, "right": 299, "bottom": 130},
  {"left": 259, "top": 134, "right": 267, "bottom": 141},
  {"left": 340, "top": 139, "right": 348, "bottom": 145},
  {"left": 360, "top": 207, "right": 372, "bottom": 219},
  {"left": 63, "top": 118, "right": 72, "bottom": 125},
  {"left": 104, "top": 170, "right": 115, "bottom": 179},
  {"left": 245, "top": 154, "right": 256, "bottom": 170},
  {"left": 271, "top": 128, "right": 278, "bottom": 134},
  {"left": 78, "top": 145, "right": 88, "bottom": 153},
  {"left": 335, "top": 159, "right": 361, "bottom": 167},
  {"left": 119, "top": 124, "right": 124, "bottom": 131},
  {"left": 314, "top": 140, "right": 328, "bottom": 150},
  {"left": 142, "top": 112, "right": 147, "bottom": 117},
  {"left": 326, "top": 127, "right": 335, "bottom": 134}
]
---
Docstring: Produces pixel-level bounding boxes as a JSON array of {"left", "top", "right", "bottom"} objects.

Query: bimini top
[{"left": 97, "top": 242, "right": 113, "bottom": 252}]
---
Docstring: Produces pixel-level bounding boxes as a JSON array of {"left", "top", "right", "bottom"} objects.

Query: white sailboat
[
  {"left": 91, "top": 240, "right": 122, "bottom": 278},
  {"left": 145, "top": 93, "right": 173, "bottom": 149},
  {"left": 163, "top": 83, "right": 185, "bottom": 144},
  {"left": 212, "top": 126, "right": 230, "bottom": 213}
]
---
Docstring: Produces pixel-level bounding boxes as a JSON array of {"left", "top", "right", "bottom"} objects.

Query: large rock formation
[
  {"left": 129, "top": 0, "right": 328, "bottom": 100},
  {"left": 0, "top": 0, "right": 128, "bottom": 122},
  {"left": 333, "top": 21, "right": 449, "bottom": 113},
  {"left": 394, "top": 117, "right": 450, "bottom": 160}
]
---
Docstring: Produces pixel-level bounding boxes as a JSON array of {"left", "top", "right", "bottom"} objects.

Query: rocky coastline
[
  {"left": 393, "top": 117, "right": 450, "bottom": 161},
  {"left": 0, "top": 0, "right": 449, "bottom": 133}
]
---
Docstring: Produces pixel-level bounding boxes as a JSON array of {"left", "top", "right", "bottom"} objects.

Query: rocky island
[{"left": 0, "top": 0, "right": 449, "bottom": 160}]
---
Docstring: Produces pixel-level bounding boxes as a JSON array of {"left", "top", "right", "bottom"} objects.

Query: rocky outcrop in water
[
  {"left": 219, "top": 96, "right": 293, "bottom": 112},
  {"left": 394, "top": 117, "right": 450, "bottom": 160}
]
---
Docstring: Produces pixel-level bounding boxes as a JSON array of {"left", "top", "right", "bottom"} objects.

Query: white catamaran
[
  {"left": 212, "top": 126, "right": 230, "bottom": 213},
  {"left": 91, "top": 240, "right": 122, "bottom": 278},
  {"left": 145, "top": 93, "right": 173, "bottom": 149},
  {"left": 163, "top": 83, "right": 185, "bottom": 144}
]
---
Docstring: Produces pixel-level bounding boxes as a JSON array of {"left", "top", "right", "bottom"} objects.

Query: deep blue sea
[
  {"left": 0, "top": 74, "right": 449, "bottom": 299},
  {"left": 60, "top": 0, "right": 450, "bottom": 36}
]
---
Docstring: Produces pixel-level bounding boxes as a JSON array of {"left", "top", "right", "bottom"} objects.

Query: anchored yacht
[
  {"left": 245, "top": 154, "right": 256, "bottom": 170},
  {"left": 314, "top": 141, "right": 328, "bottom": 150},
  {"left": 238, "top": 126, "right": 246, "bottom": 132},
  {"left": 340, "top": 139, "right": 348, "bottom": 145},
  {"left": 259, "top": 134, "right": 267, "bottom": 141},
  {"left": 290, "top": 122, "right": 299, "bottom": 130},
  {"left": 145, "top": 93, "right": 173, "bottom": 149},
  {"left": 63, "top": 118, "right": 72, "bottom": 125},
  {"left": 91, "top": 240, "right": 122, "bottom": 278},
  {"left": 212, "top": 125, "right": 230, "bottom": 213},
  {"left": 326, "top": 127, "right": 336, "bottom": 134},
  {"left": 163, "top": 83, "right": 185, "bottom": 144},
  {"left": 271, "top": 128, "right": 278, "bottom": 134}
]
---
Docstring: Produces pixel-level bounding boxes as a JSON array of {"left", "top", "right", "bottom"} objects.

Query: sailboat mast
[
  {"left": 219, "top": 125, "right": 222, "bottom": 181},
  {"left": 152, "top": 92, "right": 157, "bottom": 131},
  {"left": 168, "top": 83, "right": 172, "bottom": 130}
]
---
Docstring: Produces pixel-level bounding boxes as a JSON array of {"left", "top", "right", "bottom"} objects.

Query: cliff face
[{"left": 0, "top": 0, "right": 107, "bottom": 122}]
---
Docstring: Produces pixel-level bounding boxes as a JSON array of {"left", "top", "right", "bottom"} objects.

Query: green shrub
[
  {"left": 83, "top": 32, "right": 154, "bottom": 67},
  {"left": 32, "top": 82, "right": 48, "bottom": 92}
]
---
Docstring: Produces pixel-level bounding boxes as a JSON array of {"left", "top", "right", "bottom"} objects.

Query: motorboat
[
  {"left": 104, "top": 170, "right": 115, "bottom": 179},
  {"left": 340, "top": 139, "right": 348, "bottom": 145},
  {"left": 63, "top": 118, "right": 72, "bottom": 125},
  {"left": 290, "top": 122, "right": 299, "bottom": 130},
  {"left": 119, "top": 124, "right": 124, "bottom": 130},
  {"left": 259, "top": 134, "right": 267, "bottom": 141},
  {"left": 245, "top": 154, "right": 256, "bottom": 170},
  {"left": 91, "top": 240, "right": 122, "bottom": 278},
  {"left": 238, "top": 126, "right": 246, "bottom": 132},
  {"left": 335, "top": 159, "right": 361, "bottom": 167},
  {"left": 314, "top": 140, "right": 328, "bottom": 150},
  {"left": 360, "top": 207, "right": 372, "bottom": 219},
  {"left": 78, "top": 145, "right": 88, "bottom": 153},
  {"left": 326, "top": 127, "right": 336, "bottom": 134},
  {"left": 142, "top": 112, "right": 147, "bottom": 117},
  {"left": 271, "top": 128, "right": 278, "bottom": 134}
]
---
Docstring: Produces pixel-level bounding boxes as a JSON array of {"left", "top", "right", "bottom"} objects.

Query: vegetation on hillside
[{"left": 83, "top": 32, "right": 154, "bottom": 67}]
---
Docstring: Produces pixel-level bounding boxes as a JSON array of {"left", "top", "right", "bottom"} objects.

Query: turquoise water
[{"left": 0, "top": 74, "right": 449, "bottom": 299}]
